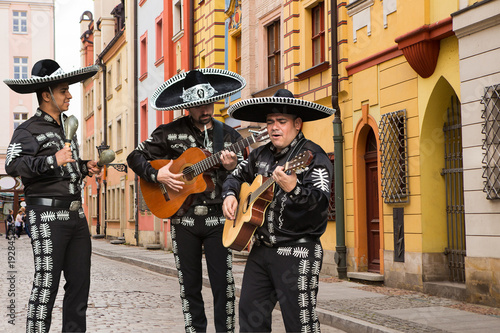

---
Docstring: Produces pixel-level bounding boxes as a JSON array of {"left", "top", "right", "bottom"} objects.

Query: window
[
  {"left": 13, "top": 11, "right": 27, "bottom": 33},
  {"left": 140, "top": 99, "right": 148, "bottom": 142},
  {"left": 106, "top": 67, "right": 113, "bottom": 98},
  {"left": 379, "top": 110, "right": 409, "bottom": 203},
  {"left": 173, "top": 0, "right": 183, "bottom": 35},
  {"left": 116, "top": 57, "right": 122, "bottom": 89},
  {"left": 235, "top": 34, "right": 242, "bottom": 75},
  {"left": 14, "top": 112, "right": 28, "bottom": 129},
  {"left": 156, "top": 15, "right": 163, "bottom": 62},
  {"left": 14, "top": 57, "right": 28, "bottom": 79},
  {"left": 312, "top": 2, "right": 325, "bottom": 66},
  {"left": 129, "top": 183, "right": 135, "bottom": 220},
  {"left": 116, "top": 117, "right": 122, "bottom": 151},
  {"left": 140, "top": 32, "right": 148, "bottom": 80},
  {"left": 481, "top": 84, "right": 500, "bottom": 199},
  {"left": 267, "top": 20, "right": 281, "bottom": 86},
  {"left": 107, "top": 122, "right": 113, "bottom": 150}
]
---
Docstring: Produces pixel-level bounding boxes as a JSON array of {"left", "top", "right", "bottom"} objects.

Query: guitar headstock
[
  {"left": 249, "top": 128, "right": 269, "bottom": 142},
  {"left": 284, "top": 150, "right": 314, "bottom": 172}
]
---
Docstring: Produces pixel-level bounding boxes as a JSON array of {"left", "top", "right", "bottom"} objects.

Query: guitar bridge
[{"left": 159, "top": 183, "right": 170, "bottom": 201}]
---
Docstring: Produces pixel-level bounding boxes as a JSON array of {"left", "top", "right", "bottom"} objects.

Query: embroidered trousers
[
  {"left": 25, "top": 205, "right": 91, "bottom": 333},
  {"left": 171, "top": 214, "right": 235, "bottom": 333},
  {"left": 239, "top": 241, "right": 323, "bottom": 333}
]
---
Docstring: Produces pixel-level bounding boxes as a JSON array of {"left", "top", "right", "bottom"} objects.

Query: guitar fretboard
[{"left": 183, "top": 134, "right": 259, "bottom": 177}]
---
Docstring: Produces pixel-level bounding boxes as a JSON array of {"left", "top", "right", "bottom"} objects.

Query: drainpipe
[
  {"left": 189, "top": 0, "right": 194, "bottom": 70},
  {"left": 96, "top": 181, "right": 101, "bottom": 234},
  {"left": 133, "top": 0, "right": 139, "bottom": 246},
  {"left": 331, "top": 0, "right": 347, "bottom": 279},
  {"left": 99, "top": 59, "right": 109, "bottom": 237}
]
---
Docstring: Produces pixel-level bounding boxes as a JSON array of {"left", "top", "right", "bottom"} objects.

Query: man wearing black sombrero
[
  {"left": 4, "top": 59, "right": 102, "bottom": 332},
  {"left": 222, "top": 89, "right": 334, "bottom": 332},
  {"left": 127, "top": 68, "right": 246, "bottom": 332}
]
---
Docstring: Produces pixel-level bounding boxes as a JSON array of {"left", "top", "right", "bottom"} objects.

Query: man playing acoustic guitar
[
  {"left": 222, "top": 89, "right": 334, "bottom": 332},
  {"left": 127, "top": 69, "right": 245, "bottom": 333}
]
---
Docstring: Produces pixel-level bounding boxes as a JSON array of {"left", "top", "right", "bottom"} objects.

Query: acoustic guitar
[
  {"left": 140, "top": 129, "right": 269, "bottom": 219},
  {"left": 222, "top": 150, "right": 313, "bottom": 251}
]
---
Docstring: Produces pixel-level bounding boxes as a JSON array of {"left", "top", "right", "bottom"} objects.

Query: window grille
[
  {"left": 379, "top": 110, "right": 409, "bottom": 203},
  {"left": 481, "top": 84, "right": 500, "bottom": 199}
]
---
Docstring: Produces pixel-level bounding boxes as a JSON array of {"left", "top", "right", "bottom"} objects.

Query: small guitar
[
  {"left": 140, "top": 129, "right": 269, "bottom": 219},
  {"left": 223, "top": 150, "right": 314, "bottom": 251}
]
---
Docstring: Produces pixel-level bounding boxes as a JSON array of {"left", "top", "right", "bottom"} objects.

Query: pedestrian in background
[
  {"left": 4, "top": 59, "right": 101, "bottom": 332},
  {"left": 5, "top": 209, "right": 14, "bottom": 239},
  {"left": 15, "top": 206, "right": 25, "bottom": 238}
]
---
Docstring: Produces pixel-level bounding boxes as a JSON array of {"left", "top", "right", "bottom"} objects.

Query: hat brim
[
  {"left": 228, "top": 97, "right": 335, "bottom": 123},
  {"left": 151, "top": 68, "right": 246, "bottom": 111},
  {"left": 4, "top": 65, "right": 100, "bottom": 94}
]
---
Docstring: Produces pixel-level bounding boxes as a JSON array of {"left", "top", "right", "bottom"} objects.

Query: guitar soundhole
[{"left": 242, "top": 193, "right": 252, "bottom": 214}]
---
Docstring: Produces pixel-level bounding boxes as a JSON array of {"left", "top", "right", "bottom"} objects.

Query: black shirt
[
  {"left": 127, "top": 116, "right": 243, "bottom": 208},
  {"left": 5, "top": 109, "right": 89, "bottom": 200}
]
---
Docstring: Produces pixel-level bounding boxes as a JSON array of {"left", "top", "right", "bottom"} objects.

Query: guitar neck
[{"left": 188, "top": 135, "right": 257, "bottom": 177}]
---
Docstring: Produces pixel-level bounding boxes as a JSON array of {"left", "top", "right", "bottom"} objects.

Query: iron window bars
[
  {"left": 481, "top": 84, "right": 500, "bottom": 199},
  {"left": 379, "top": 109, "right": 409, "bottom": 203}
]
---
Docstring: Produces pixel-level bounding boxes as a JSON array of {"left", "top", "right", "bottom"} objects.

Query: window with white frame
[
  {"left": 13, "top": 11, "right": 27, "bottom": 33},
  {"left": 14, "top": 112, "right": 28, "bottom": 129},
  {"left": 173, "top": 0, "right": 183, "bottom": 36},
  {"left": 14, "top": 57, "right": 28, "bottom": 79}
]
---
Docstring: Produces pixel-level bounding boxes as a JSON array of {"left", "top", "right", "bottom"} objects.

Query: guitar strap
[{"left": 212, "top": 118, "right": 224, "bottom": 153}]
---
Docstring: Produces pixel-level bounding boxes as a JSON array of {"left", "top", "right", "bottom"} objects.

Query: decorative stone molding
[{"left": 395, "top": 17, "right": 454, "bottom": 78}]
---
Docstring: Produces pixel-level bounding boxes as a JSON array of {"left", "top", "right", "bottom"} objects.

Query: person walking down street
[
  {"left": 5, "top": 209, "right": 14, "bottom": 240},
  {"left": 15, "top": 206, "right": 26, "bottom": 238},
  {"left": 127, "top": 68, "right": 246, "bottom": 333},
  {"left": 4, "top": 59, "right": 101, "bottom": 332},
  {"left": 222, "top": 89, "right": 334, "bottom": 333}
]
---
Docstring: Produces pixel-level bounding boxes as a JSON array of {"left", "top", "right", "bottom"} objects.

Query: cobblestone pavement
[{"left": 1, "top": 236, "right": 345, "bottom": 332}]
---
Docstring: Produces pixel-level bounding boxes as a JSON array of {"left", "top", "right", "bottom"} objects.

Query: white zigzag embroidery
[
  {"left": 42, "top": 273, "right": 52, "bottom": 288},
  {"left": 269, "top": 235, "right": 276, "bottom": 244},
  {"left": 178, "top": 270, "right": 184, "bottom": 284},
  {"left": 6, "top": 143, "right": 22, "bottom": 166},
  {"left": 70, "top": 173, "right": 78, "bottom": 182},
  {"left": 226, "top": 284, "right": 235, "bottom": 298},
  {"left": 298, "top": 293, "right": 309, "bottom": 308},
  {"left": 33, "top": 240, "right": 41, "bottom": 255},
  {"left": 312, "top": 260, "right": 321, "bottom": 276},
  {"left": 40, "top": 212, "right": 56, "bottom": 223},
  {"left": 294, "top": 247, "right": 309, "bottom": 258},
  {"left": 42, "top": 257, "right": 53, "bottom": 271},
  {"left": 181, "top": 217, "right": 195, "bottom": 227},
  {"left": 310, "top": 275, "right": 319, "bottom": 289},
  {"left": 40, "top": 224, "right": 51, "bottom": 238},
  {"left": 42, "top": 239, "right": 53, "bottom": 254},
  {"left": 36, "top": 321, "right": 46, "bottom": 332},
  {"left": 205, "top": 216, "right": 219, "bottom": 226},
  {"left": 57, "top": 210, "right": 70, "bottom": 220},
  {"left": 298, "top": 276, "right": 308, "bottom": 291},
  {"left": 27, "top": 303, "right": 35, "bottom": 318},
  {"left": 226, "top": 270, "right": 234, "bottom": 284},
  {"left": 312, "top": 168, "right": 330, "bottom": 192},
  {"left": 314, "top": 244, "right": 322, "bottom": 259},
  {"left": 39, "top": 289, "right": 50, "bottom": 304},
  {"left": 33, "top": 272, "right": 42, "bottom": 287},
  {"left": 277, "top": 247, "right": 292, "bottom": 256},
  {"left": 299, "top": 260, "right": 310, "bottom": 275},
  {"left": 184, "top": 313, "right": 193, "bottom": 326},
  {"left": 34, "top": 257, "right": 42, "bottom": 271},
  {"left": 69, "top": 183, "right": 76, "bottom": 194},
  {"left": 299, "top": 308, "right": 310, "bottom": 325},
  {"left": 37, "top": 304, "right": 48, "bottom": 319},
  {"left": 30, "top": 225, "right": 39, "bottom": 240},
  {"left": 36, "top": 133, "right": 47, "bottom": 141},
  {"left": 167, "top": 134, "right": 177, "bottom": 141},
  {"left": 188, "top": 135, "right": 195, "bottom": 143},
  {"left": 30, "top": 288, "right": 39, "bottom": 302},
  {"left": 178, "top": 134, "right": 188, "bottom": 141},
  {"left": 226, "top": 300, "right": 235, "bottom": 315}
]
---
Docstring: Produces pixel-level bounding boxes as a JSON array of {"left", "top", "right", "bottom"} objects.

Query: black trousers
[
  {"left": 171, "top": 214, "right": 235, "bottom": 333},
  {"left": 239, "top": 241, "right": 323, "bottom": 333},
  {"left": 25, "top": 205, "right": 91, "bottom": 333}
]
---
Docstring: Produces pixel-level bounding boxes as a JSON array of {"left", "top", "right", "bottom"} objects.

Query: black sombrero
[
  {"left": 4, "top": 59, "right": 100, "bottom": 94},
  {"left": 150, "top": 68, "right": 246, "bottom": 111},
  {"left": 228, "top": 89, "right": 334, "bottom": 123}
]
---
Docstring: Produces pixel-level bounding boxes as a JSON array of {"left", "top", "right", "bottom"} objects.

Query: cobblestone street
[{"left": 1, "top": 236, "right": 344, "bottom": 332}]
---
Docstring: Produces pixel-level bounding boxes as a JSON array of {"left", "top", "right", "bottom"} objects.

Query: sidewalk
[{"left": 91, "top": 238, "right": 500, "bottom": 333}]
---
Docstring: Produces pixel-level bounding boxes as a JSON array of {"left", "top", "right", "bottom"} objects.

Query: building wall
[
  {"left": 0, "top": 0, "right": 54, "bottom": 174},
  {"left": 453, "top": 0, "right": 500, "bottom": 307}
]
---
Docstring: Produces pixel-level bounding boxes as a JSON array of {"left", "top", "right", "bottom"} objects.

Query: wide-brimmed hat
[
  {"left": 151, "top": 68, "right": 246, "bottom": 111},
  {"left": 228, "top": 89, "right": 334, "bottom": 123},
  {"left": 4, "top": 59, "right": 100, "bottom": 94}
]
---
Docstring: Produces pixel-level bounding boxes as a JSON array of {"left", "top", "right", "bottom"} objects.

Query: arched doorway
[{"left": 365, "top": 129, "right": 380, "bottom": 272}]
